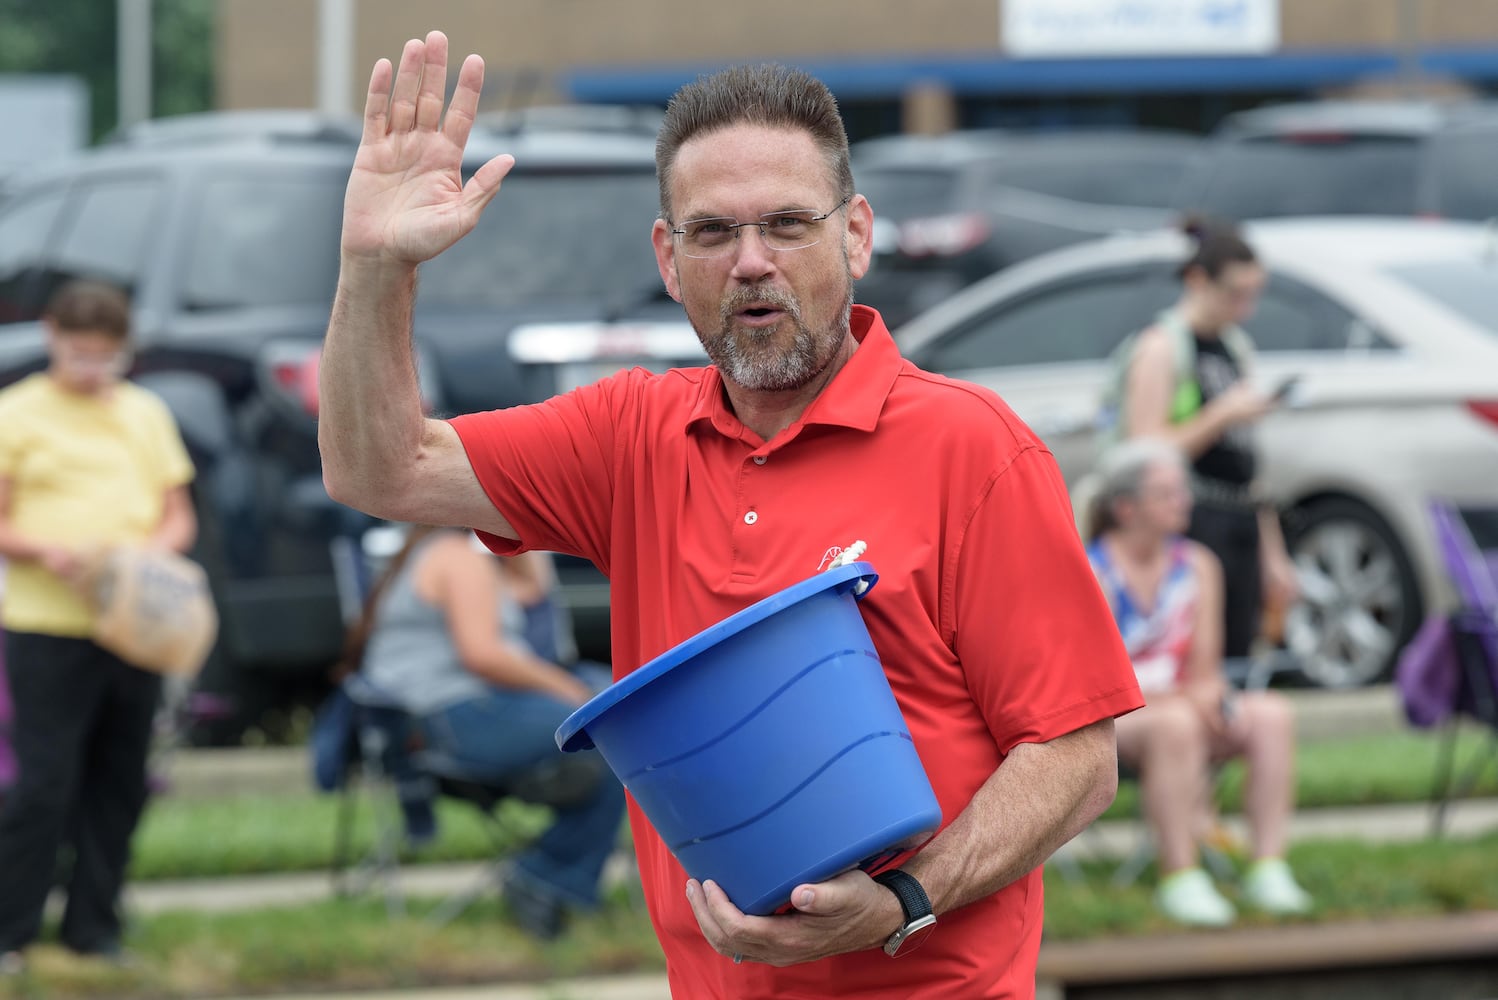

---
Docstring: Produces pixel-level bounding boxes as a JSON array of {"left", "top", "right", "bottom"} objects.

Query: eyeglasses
[
  {"left": 55, "top": 342, "right": 132, "bottom": 375},
  {"left": 670, "top": 196, "right": 850, "bottom": 259}
]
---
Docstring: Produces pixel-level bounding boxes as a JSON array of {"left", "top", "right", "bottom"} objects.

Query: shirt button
[
  {"left": 753, "top": 455, "right": 767, "bottom": 465},
  {"left": 744, "top": 511, "right": 759, "bottom": 525}
]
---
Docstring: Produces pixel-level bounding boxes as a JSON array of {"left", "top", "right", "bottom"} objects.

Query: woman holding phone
[{"left": 1099, "top": 215, "right": 1298, "bottom": 661}]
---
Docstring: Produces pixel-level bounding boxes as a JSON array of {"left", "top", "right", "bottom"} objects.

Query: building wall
[{"left": 217, "top": 0, "right": 1498, "bottom": 114}]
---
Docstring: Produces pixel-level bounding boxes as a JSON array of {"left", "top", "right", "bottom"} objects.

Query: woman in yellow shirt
[{"left": 0, "top": 281, "right": 196, "bottom": 973}]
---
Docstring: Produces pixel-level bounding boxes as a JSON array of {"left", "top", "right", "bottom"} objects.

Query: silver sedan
[{"left": 892, "top": 217, "right": 1498, "bottom": 688}]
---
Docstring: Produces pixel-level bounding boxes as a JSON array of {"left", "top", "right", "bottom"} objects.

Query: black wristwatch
[{"left": 872, "top": 869, "right": 937, "bottom": 956}]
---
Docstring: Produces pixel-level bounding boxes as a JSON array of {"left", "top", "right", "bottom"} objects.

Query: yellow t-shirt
[{"left": 0, "top": 374, "right": 196, "bottom": 637}]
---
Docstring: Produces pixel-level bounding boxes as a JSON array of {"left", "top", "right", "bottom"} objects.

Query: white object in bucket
[{"left": 825, "top": 540, "right": 870, "bottom": 594}]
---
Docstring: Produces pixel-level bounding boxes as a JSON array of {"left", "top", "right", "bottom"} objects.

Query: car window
[
  {"left": 856, "top": 167, "right": 962, "bottom": 221},
  {"left": 1384, "top": 260, "right": 1498, "bottom": 335},
  {"left": 0, "top": 188, "right": 67, "bottom": 325},
  {"left": 1429, "top": 132, "right": 1498, "bottom": 221},
  {"left": 1192, "top": 136, "right": 1421, "bottom": 218},
  {"left": 46, "top": 176, "right": 164, "bottom": 301},
  {"left": 1242, "top": 272, "right": 1378, "bottom": 352},
  {"left": 918, "top": 268, "right": 1171, "bottom": 371},
  {"left": 183, "top": 173, "right": 345, "bottom": 310},
  {"left": 419, "top": 170, "right": 664, "bottom": 309},
  {"left": 995, "top": 152, "right": 1194, "bottom": 209}
]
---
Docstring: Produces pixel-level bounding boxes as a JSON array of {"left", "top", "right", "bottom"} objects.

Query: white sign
[{"left": 1002, "top": 0, "right": 1280, "bottom": 57}]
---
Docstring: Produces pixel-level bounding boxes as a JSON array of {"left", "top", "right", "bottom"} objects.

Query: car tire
[{"left": 1281, "top": 496, "right": 1423, "bottom": 689}]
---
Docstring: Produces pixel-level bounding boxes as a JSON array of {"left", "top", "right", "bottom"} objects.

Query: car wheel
[{"left": 1282, "top": 497, "right": 1422, "bottom": 689}]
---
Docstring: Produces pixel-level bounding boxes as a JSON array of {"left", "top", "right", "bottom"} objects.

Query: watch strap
[{"left": 872, "top": 869, "right": 933, "bottom": 923}]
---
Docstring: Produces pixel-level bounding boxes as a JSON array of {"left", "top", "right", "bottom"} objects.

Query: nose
[{"left": 728, "top": 224, "right": 777, "bottom": 281}]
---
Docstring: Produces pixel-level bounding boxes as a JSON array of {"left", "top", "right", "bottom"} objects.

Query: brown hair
[
  {"left": 655, "top": 63, "right": 854, "bottom": 221},
  {"left": 43, "top": 280, "right": 132, "bottom": 341},
  {"left": 1178, "top": 214, "right": 1256, "bottom": 281},
  {"left": 333, "top": 524, "right": 446, "bottom": 681}
]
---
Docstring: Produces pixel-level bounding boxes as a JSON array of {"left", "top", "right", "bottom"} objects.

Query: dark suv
[
  {"left": 851, "top": 128, "right": 1202, "bottom": 328},
  {"left": 0, "top": 114, "right": 699, "bottom": 740},
  {"left": 1176, "top": 99, "right": 1498, "bottom": 221}
]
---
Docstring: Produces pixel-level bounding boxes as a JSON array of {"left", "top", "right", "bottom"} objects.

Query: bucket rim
[{"left": 554, "top": 561, "right": 878, "bottom": 752}]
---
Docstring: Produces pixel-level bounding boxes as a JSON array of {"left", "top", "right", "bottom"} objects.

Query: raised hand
[{"left": 340, "top": 30, "right": 514, "bottom": 265}]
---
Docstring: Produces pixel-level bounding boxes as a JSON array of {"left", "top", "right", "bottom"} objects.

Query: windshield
[
  {"left": 1430, "top": 132, "right": 1498, "bottom": 220},
  {"left": 856, "top": 167, "right": 960, "bottom": 220},
  {"left": 1384, "top": 259, "right": 1498, "bottom": 334},
  {"left": 420, "top": 170, "right": 663, "bottom": 309},
  {"left": 997, "top": 152, "right": 1193, "bottom": 209},
  {"left": 1195, "top": 135, "right": 1421, "bottom": 218}
]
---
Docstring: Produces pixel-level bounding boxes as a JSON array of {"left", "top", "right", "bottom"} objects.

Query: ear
[
  {"left": 845, "top": 194, "right": 874, "bottom": 281},
  {"left": 651, "top": 219, "right": 683, "bottom": 303}
]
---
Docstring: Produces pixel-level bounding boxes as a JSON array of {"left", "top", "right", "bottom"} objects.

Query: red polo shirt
[{"left": 450, "top": 306, "right": 1142, "bottom": 1000}]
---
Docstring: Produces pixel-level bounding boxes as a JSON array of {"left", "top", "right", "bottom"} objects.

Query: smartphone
[{"left": 1270, "top": 374, "right": 1303, "bottom": 402}]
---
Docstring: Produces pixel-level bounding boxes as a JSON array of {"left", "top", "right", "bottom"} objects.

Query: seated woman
[
  {"left": 1085, "top": 438, "right": 1311, "bottom": 927},
  {"left": 346, "top": 525, "right": 625, "bottom": 939}
]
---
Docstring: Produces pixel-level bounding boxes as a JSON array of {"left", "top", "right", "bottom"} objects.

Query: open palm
[{"left": 341, "top": 30, "right": 513, "bottom": 265}]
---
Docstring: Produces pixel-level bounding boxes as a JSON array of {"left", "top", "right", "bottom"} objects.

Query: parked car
[
  {"left": 0, "top": 116, "right": 700, "bottom": 740},
  {"left": 1176, "top": 99, "right": 1498, "bottom": 222},
  {"left": 894, "top": 217, "right": 1498, "bottom": 689},
  {"left": 852, "top": 128, "right": 1203, "bottom": 327}
]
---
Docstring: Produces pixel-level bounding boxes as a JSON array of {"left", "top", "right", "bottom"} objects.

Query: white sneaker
[
  {"left": 1155, "top": 867, "right": 1236, "bottom": 927},
  {"left": 1241, "top": 857, "right": 1313, "bottom": 915}
]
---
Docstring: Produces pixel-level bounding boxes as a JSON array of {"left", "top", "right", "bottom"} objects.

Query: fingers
[
  {"left": 686, "top": 879, "right": 735, "bottom": 953},
  {"left": 414, "top": 30, "right": 449, "bottom": 132},
  {"left": 460, "top": 153, "right": 515, "bottom": 222},
  {"left": 388, "top": 37, "right": 425, "bottom": 133},
  {"left": 442, "top": 53, "right": 487, "bottom": 149},
  {"left": 361, "top": 58, "right": 393, "bottom": 143}
]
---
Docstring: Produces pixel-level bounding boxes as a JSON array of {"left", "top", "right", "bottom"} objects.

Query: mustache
[{"left": 720, "top": 286, "right": 801, "bottom": 325}]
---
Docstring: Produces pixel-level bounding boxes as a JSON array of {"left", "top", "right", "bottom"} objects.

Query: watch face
[{"left": 885, "top": 914, "right": 938, "bottom": 956}]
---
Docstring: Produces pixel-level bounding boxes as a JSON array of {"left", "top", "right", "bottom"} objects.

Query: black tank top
[{"left": 1191, "top": 334, "right": 1256, "bottom": 486}]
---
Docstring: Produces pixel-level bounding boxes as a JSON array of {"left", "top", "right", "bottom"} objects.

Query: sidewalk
[{"left": 127, "top": 797, "right": 1498, "bottom": 917}]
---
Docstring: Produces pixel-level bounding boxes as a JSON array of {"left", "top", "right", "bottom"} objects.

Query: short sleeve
[
  {"left": 448, "top": 370, "right": 638, "bottom": 573},
  {"left": 0, "top": 398, "right": 23, "bottom": 479},
  {"left": 951, "top": 446, "right": 1143, "bottom": 753}
]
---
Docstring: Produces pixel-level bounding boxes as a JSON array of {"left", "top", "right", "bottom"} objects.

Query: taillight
[
  {"left": 270, "top": 350, "right": 321, "bottom": 417},
  {"left": 1466, "top": 400, "right": 1498, "bottom": 429},
  {"left": 897, "top": 213, "right": 990, "bottom": 258}
]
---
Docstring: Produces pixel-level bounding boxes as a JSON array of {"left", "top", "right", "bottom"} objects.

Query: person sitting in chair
[
  {"left": 345, "top": 524, "right": 625, "bottom": 939},
  {"left": 1084, "top": 438, "right": 1311, "bottom": 927}
]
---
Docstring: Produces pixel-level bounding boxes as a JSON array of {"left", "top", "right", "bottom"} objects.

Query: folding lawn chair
[{"left": 1397, "top": 500, "right": 1498, "bottom": 837}]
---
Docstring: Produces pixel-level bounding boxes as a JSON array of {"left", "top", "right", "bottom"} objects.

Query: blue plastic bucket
[{"left": 554, "top": 562, "right": 941, "bottom": 915}]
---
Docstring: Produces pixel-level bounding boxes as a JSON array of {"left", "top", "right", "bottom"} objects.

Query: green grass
[
  {"left": 5, "top": 835, "right": 1496, "bottom": 999},
  {"left": 132, "top": 726, "right": 1497, "bottom": 882},
  {"left": 1042, "top": 831, "right": 1498, "bottom": 942},
  {"left": 1101, "top": 723, "right": 1498, "bottom": 821}
]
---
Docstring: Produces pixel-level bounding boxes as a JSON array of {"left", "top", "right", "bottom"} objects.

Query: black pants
[
  {"left": 0, "top": 632, "right": 161, "bottom": 954},
  {"left": 1188, "top": 502, "right": 1263, "bottom": 660}
]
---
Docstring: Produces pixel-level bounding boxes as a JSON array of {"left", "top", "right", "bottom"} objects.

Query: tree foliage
[{"left": 0, "top": 0, "right": 214, "bottom": 141}]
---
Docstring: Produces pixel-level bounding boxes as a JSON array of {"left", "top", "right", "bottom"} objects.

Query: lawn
[
  {"left": 3, "top": 834, "right": 1495, "bottom": 1000},
  {"left": 131, "top": 725, "right": 1498, "bottom": 881}
]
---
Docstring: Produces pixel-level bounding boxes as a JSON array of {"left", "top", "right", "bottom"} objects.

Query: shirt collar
[{"left": 685, "top": 305, "right": 902, "bottom": 439}]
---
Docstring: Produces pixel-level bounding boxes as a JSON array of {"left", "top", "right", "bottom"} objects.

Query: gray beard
[{"left": 702, "top": 282, "right": 854, "bottom": 392}]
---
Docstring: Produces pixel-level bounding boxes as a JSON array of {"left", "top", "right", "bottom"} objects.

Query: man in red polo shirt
[{"left": 319, "top": 30, "right": 1143, "bottom": 999}]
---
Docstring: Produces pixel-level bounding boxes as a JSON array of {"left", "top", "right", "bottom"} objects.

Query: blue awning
[{"left": 563, "top": 45, "right": 1498, "bottom": 103}]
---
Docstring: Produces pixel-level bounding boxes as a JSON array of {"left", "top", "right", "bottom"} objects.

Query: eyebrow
[{"left": 678, "top": 203, "right": 821, "bottom": 222}]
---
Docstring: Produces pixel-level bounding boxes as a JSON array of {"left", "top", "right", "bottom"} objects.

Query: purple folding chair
[{"left": 1418, "top": 500, "right": 1498, "bottom": 835}]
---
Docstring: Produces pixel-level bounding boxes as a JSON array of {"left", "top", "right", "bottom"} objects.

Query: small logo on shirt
[{"left": 816, "top": 546, "right": 845, "bottom": 572}]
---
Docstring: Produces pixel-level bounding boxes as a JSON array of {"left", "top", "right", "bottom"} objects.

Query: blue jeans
[{"left": 421, "top": 673, "right": 623, "bottom": 908}]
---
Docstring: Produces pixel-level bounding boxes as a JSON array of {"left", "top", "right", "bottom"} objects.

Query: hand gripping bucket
[{"left": 554, "top": 562, "right": 941, "bottom": 915}]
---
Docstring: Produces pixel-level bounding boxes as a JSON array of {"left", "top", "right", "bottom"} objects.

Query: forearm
[
  {"left": 465, "top": 644, "right": 585, "bottom": 702},
  {"left": 1162, "top": 405, "right": 1231, "bottom": 461},
  {"left": 0, "top": 521, "right": 49, "bottom": 563},
  {"left": 902, "top": 719, "right": 1119, "bottom": 915},
  {"left": 318, "top": 257, "right": 428, "bottom": 517},
  {"left": 148, "top": 504, "right": 197, "bottom": 555}
]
